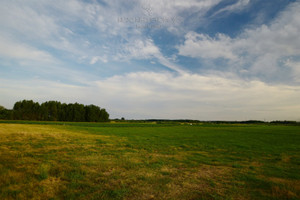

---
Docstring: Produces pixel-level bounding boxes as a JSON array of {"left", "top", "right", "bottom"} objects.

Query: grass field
[{"left": 0, "top": 122, "right": 299, "bottom": 200}]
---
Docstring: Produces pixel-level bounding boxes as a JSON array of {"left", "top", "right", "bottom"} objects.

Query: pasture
[{"left": 0, "top": 122, "right": 299, "bottom": 199}]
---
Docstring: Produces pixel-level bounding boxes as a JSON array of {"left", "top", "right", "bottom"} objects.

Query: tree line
[{"left": 0, "top": 100, "right": 109, "bottom": 122}]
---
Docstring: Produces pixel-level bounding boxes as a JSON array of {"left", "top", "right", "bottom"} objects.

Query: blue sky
[{"left": 1, "top": 0, "right": 300, "bottom": 121}]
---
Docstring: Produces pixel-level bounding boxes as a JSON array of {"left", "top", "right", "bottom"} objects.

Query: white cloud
[
  {"left": 116, "top": 38, "right": 186, "bottom": 74},
  {"left": 177, "top": 1, "right": 300, "bottom": 83},
  {"left": 0, "top": 78, "right": 88, "bottom": 109},
  {"left": 1, "top": 0, "right": 299, "bottom": 121},
  {"left": 213, "top": 0, "right": 250, "bottom": 16},
  {"left": 123, "top": 39, "right": 160, "bottom": 59},
  {"left": 139, "top": 0, "right": 222, "bottom": 17},
  {"left": 178, "top": 32, "right": 237, "bottom": 60},
  {"left": 90, "top": 56, "right": 108, "bottom": 64},
  {"left": 2, "top": 72, "right": 299, "bottom": 121},
  {"left": 0, "top": 0, "right": 120, "bottom": 65},
  {"left": 136, "top": 0, "right": 223, "bottom": 34},
  {"left": 0, "top": 0, "right": 84, "bottom": 59},
  {"left": 0, "top": 34, "right": 55, "bottom": 63},
  {"left": 0, "top": 0, "right": 249, "bottom": 69},
  {"left": 0, "top": 1, "right": 59, "bottom": 40},
  {"left": 284, "top": 59, "right": 300, "bottom": 82},
  {"left": 77, "top": 72, "right": 300, "bottom": 120}
]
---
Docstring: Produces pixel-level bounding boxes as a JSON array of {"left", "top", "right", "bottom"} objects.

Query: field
[{"left": 0, "top": 122, "right": 299, "bottom": 200}]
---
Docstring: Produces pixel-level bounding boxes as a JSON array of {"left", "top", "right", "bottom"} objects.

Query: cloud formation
[
  {"left": 1, "top": 72, "right": 300, "bottom": 120},
  {"left": 178, "top": 32, "right": 236, "bottom": 60},
  {"left": 178, "top": 1, "right": 300, "bottom": 83},
  {"left": 0, "top": 0, "right": 299, "bottom": 120}
]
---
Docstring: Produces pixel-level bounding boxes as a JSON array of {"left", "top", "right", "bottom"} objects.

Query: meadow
[{"left": 0, "top": 121, "right": 299, "bottom": 200}]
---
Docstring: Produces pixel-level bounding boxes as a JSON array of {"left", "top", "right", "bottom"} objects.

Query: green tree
[
  {"left": 13, "top": 100, "right": 37, "bottom": 120},
  {"left": 0, "top": 105, "right": 9, "bottom": 119},
  {"left": 43, "top": 101, "right": 59, "bottom": 121},
  {"left": 13, "top": 101, "right": 22, "bottom": 120},
  {"left": 72, "top": 103, "right": 85, "bottom": 122},
  {"left": 0, "top": 105, "right": 13, "bottom": 120},
  {"left": 9, "top": 100, "right": 109, "bottom": 122},
  {"left": 39, "top": 103, "right": 48, "bottom": 121},
  {"left": 85, "top": 105, "right": 103, "bottom": 122},
  {"left": 99, "top": 108, "right": 109, "bottom": 122},
  {"left": 0, "top": 105, "right": 5, "bottom": 111},
  {"left": 59, "top": 103, "right": 68, "bottom": 121}
]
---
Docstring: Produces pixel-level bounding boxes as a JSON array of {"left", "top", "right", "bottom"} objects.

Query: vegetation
[
  {"left": 0, "top": 100, "right": 109, "bottom": 122},
  {"left": 0, "top": 106, "right": 13, "bottom": 120},
  {"left": 0, "top": 121, "right": 299, "bottom": 199}
]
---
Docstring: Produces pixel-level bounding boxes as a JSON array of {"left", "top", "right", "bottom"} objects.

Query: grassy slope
[{"left": 0, "top": 123, "right": 299, "bottom": 200}]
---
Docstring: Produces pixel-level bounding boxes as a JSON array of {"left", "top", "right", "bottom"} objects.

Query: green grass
[{"left": 0, "top": 122, "right": 299, "bottom": 199}]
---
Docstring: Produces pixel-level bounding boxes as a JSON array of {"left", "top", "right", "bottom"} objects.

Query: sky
[{"left": 0, "top": 0, "right": 300, "bottom": 121}]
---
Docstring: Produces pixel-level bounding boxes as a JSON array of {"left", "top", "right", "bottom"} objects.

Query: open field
[{"left": 0, "top": 122, "right": 299, "bottom": 200}]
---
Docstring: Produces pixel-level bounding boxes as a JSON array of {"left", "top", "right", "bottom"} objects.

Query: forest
[{"left": 0, "top": 100, "right": 109, "bottom": 122}]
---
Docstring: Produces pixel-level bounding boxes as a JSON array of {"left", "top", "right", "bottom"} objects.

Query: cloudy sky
[{"left": 1, "top": 0, "right": 300, "bottom": 121}]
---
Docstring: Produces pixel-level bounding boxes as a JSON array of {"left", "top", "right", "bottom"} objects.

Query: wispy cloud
[
  {"left": 1, "top": 0, "right": 299, "bottom": 120},
  {"left": 0, "top": 34, "right": 55, "bottom": 63},
  {"left": 1, "top": 72, "right": 300, "bottom": 120},
  {"left": 177, "top": 1, "right": 300, "bottom": 83},
  {"left": 115, "top": 38, "right": 185, "bottom": 74},
  {"left": 178, "top": 32, "right": 237, "bottom": 60},
  {"left": 212, "top": 0, "right": 250, "bottom": 16}
]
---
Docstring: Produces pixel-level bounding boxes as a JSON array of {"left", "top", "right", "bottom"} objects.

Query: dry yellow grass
[
  {"left": 1, "top": 123, "right": 299, "bottom": 199},
  {"left": 0, "top": 124, "right": 232, "bottom": 199}
]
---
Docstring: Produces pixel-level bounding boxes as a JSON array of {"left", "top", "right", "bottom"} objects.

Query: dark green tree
[
  {"left": 85, "top": 105, "right": 99, "bottom": 122},
  {"left": 72, "top": 103, "right": 85, "bottom": 122},
  {"left": 13, "top": 100, "right": 37, "bottom": 120},
  {"left": 39, "top": 103, "right": 48, "bottom": 121},
  {"left": 10, "top": 100, "right": 109, "bottom": 122},
  {"left": 99, "top": 108, "right": 109, "bottom": 122},
  {"left": 42, "top": 101, "right": 60, "bottom": 121},
  {"left": 59, "top": 103, "right": 68, "bottom": 121},
  {"left": 0, "top": 105, "right": 13, "bottom": 119}
]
